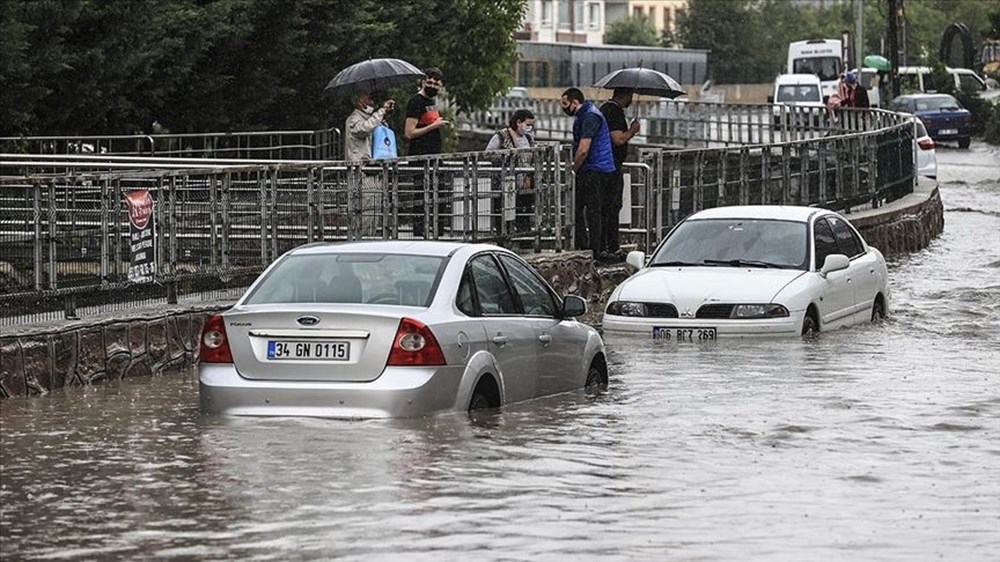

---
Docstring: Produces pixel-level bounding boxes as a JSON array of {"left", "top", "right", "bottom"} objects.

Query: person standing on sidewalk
[
  {"left": 404, "top": 68, "right": 450, "bottom": 238},
  {"left": 344, "top": 92, "right": 396, "bottom": 236},
  {"left": 600, "top": 88, "right": 640, "bottom": 260},
  {"left": 560, "top": 87, "right": 616, "bottom": 261}
]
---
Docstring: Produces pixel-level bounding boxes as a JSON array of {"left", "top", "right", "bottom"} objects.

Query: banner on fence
[{"left": 125, "top": 190, "right": 156, "bottom": 283}]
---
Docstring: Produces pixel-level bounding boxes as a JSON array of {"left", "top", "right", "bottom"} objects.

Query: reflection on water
[{"left": 2, "top": 149, "right": 999, "bottom": 560}]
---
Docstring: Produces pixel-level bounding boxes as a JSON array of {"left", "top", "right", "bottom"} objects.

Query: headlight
[
  {"left": 606, "top": 301, "right": 648, "bottom": 317},
  {"left": 731, "top": 304, "right": 789, "bottom": 319}
]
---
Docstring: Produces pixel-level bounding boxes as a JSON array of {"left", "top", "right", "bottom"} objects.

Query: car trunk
[{"left": 222, "top": 306, "right": 405, "bottom": 382}]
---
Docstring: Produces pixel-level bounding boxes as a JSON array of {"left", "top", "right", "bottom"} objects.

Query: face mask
[
  {"left": 561, "top": 104, "right": 575, "bottom": 117},
  {"left": 364, "top": 105, "right": 376, "bottom": 114},
  {"left": 519, "top": 124, "right": 533, "bottom": 135},
  {"left": 424, "top": 87, "right": 439, "bottom": 97}
]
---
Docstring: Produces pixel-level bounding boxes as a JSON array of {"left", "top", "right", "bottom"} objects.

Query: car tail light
[
  {"left": 199, "top": 315, "right": 233, "bottom": 364},
  {"left": 387, "top": 317, "right": 446, "bottom": 366},
  {"left": 917, "top": 138, "right": 935, "bottom": 151}
]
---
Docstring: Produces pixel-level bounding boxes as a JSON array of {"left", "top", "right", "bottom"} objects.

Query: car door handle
[
  {"left": 538, "top": 334, "right": 552, "bottom": 346},
  {"left": 492, "top": 335, "right": 509, "bottom": 346}
]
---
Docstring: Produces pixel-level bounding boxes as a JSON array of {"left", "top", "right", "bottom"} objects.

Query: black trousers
[
  {"left": 603, "top": 170, "right": 624, "bottom": 253},
  {"left": 574, "top": 171, "right": 610, "bottom": 257}
]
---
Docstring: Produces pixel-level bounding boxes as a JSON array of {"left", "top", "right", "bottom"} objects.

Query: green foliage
[
  {"left": 604, "top": 14, "right": 660, "bottom": 47},
  {"left": 982, "top": 102, "right": 1000, "bottom": 144},
  {"left": 0, "top": 0, "right": 525, "bottom": 136}
]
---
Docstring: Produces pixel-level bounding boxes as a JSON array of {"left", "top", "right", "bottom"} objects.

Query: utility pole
[
  {"left": 888, "top": 0, "right": 901, "bottom": 99},
  {"left": 855, "top": 0, "right": 864, "bottom": 69}
]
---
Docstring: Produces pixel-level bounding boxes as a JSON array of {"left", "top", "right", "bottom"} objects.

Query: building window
[
  {"left": 634, "top": 6, "right": 645, "bottom": 17},
  {"left": 541, "top": 0, "right": 552, "bottom": 26},
  {"left": 558, "top": 0, "right": 569, "bottom": 30},
  {"left": 663, "top": 7, "right": 673, "bottom": 32},
  {"left": 588, "top": 2, "right": 600, "bottom": 29}
]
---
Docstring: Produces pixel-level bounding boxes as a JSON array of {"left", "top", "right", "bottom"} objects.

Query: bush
[{"left": 981, "top": 102, "right": 1000, "bottom": 145}]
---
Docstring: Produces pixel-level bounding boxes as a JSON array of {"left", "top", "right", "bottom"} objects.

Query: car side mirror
[
  {"left": 820, "top": 254, "right": 850, "bottom": 277},
  {"left": 767, "top": 95, "right": 774, "bottom": 103},
  {"left": 625, "top": 251, "right": 645, "bottom": 270},
  {"left": 562, "top": 295, "right": 587, "bottom": 318}
]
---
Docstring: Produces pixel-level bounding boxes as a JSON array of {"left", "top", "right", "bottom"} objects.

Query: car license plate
[
  {"left": 267, "top": 340, "right": 350, "bottom": 360},
  {"left": 652, "top": 327, "right": 717, "bottom": 341},
  {"left": 939, "top": 128, "right": 957, "bottom": 135}
]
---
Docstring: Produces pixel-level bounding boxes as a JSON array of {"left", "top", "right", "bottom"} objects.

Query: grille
[
  {"left": 696, "top": 304, "right": 735, "bottom": 319},
  {"left": 644, "top": 303, "right": 678, "bottom": 318}
]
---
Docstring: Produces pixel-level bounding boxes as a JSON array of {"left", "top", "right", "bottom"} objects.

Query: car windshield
[
  {"left": 650, "top": 218, "right": 809, "bottom": 270},
  {"left": 915, "top": 96, "right": 961, "bottom": 111},
  {"left": 792, "top": 57, "right": 841, "bottom": 82},
  {"left": 242, "top": 253, "right": 446, "bottom": 306},
  {"left": 776, "top": 84, "right": 820, "bottom": 102}
]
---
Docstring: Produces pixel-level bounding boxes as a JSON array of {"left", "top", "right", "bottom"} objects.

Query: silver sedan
[{"left": 199, "top": 241, "right": 607, "bottom": 418}]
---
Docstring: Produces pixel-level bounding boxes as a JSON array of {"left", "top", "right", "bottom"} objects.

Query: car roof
[
  {"left": 775, "top": 73, "right": 821, "bottom": 85},
  {"left": 288, "top": 240, "right": 503, "bottom": 257},
  {"left": 686, "top": 205, "right": 826, "bottom": 223},
  {"left": 892, "top": 93, "right": 956, "bottom": 100}
]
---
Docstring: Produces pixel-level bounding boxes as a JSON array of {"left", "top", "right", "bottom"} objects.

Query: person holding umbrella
[
  {"left": 561, "top": 87, "right": 616, "bottom": 261},
  {"left": 345, "top": 92, "right": 395, "bottom": 161},
  {"left": 600, "top": 88, "right": 640, "bottom": 261}
]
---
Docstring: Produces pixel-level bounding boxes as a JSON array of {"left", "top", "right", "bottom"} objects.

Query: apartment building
[{"left": 519, "top": 0, "right": 608, "bottom": 45}]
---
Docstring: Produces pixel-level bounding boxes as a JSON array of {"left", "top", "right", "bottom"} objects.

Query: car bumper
[
  {"left": 199, "top": 363, "right": 465, "bottom": 418},
  {"left": 602, "top": 314, "right": 802, "bottom": 338}
]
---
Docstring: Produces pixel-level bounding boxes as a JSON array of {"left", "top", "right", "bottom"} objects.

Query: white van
[
  {"left": 787, "top": 39, "right": 844, "bottom": 101},
  {"left": 897, "top": 66, "right": 986, "bottom": 94},
  {"left": 769, "top": 74, "right": 825, "bottom": 127}
]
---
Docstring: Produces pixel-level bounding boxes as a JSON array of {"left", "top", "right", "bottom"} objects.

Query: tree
[
  {"left": 0, "top": 0, "right": 525, "bottom": 136},
  {"left": 677, "top": 0, "right": 772, "bottom": 83},
  {"left": 605, "top": 14, "right": 660, "bottom": 47}
]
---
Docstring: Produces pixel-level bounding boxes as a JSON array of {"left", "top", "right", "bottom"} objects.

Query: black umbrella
[
  {"left": 592, "top": 67, "right": 686, "bottom": 98},
  {"left": 324, "top": 58, "right": 425, "bottom": 97}
]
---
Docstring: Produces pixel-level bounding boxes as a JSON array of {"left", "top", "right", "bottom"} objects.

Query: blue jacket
[{"left": 572, "top": 101, "right": 616, "bottom": 174}]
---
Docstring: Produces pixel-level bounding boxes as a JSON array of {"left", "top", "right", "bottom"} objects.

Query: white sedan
[
  {"left": 199, "top": 241, "right": 606, "bottom": 418},
  {"left": 603, "top": 206, "right": 890, "bottom": 339}
]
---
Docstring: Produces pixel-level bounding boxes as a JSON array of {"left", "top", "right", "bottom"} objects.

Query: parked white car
[
  {"left": 770, "top": 73, "right": 825, "bottom": 128},
  {"left": 603, "top": 206, "right": 890, "bottom": 339},
  {"left": 199, "top": 241, "right": 607, "bottom": 418},
  {"left": 913, "top": 117, "right": 938, "bottom": 179}
]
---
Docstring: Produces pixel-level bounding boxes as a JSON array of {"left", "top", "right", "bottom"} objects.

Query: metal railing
[
  {"left": 0, "top": 127, "right": 342, "bottom": 161},
  {"left": 0, "top": 99, "right": 918, "bottom": 326}
]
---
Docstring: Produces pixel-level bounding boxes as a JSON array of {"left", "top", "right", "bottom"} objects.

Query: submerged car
[
  {"left": 888, "top": 93, "right": 972, "bottom": 149},
  {"left": 603, "top": 206, "right": 890, "bottom": 339},
  {"left": 199, "top": 241, "right": 606, "bottom": 418}
]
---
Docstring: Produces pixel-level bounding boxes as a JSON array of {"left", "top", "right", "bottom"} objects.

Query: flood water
[{"left": 2, "top": 145, "right": 999, "bottom": 561}]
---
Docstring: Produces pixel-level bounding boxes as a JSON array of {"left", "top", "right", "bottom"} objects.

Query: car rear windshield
[
  {"left": 651, "top": 218, "right": 808, "bottom": 270},
  {"left": 776, "top": 84, "right": 820, "bottom": 103},
  {"left": 242, "top": 253, "right": 446, "bottom": 306},
  {"left": 915, "top": 96, "right": 961, "bottom": 111}
]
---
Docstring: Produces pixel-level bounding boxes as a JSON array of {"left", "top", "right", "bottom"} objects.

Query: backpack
[{"left": 372, "top": 124, "right": 397, "bottom": 160}]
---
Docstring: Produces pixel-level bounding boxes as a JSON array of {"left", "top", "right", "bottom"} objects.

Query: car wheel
[
  {"left": 958, "top": 136, "right": 971, "bottom": 149},
  {"left": 871, "top": 299, "right": 885, "bottom": 322},
  {"left": 585, "top": 361, "right": 608, "bottom": 394},
  {"left": 468, "top": 377, "right": 500, "bottom": 412},
  {"left": 801, "top": 313, "right": 818, "bottom": 336}
]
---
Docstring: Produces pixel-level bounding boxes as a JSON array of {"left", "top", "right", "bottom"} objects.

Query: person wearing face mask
[
  {"left": 345, "top": 91, "right": 395, "bottom": 161},
  {"left": 599, "top": 88, "right": 640, "bottom": 262},
  {"left": 561, "top": 87, "right": 616, "bottom": 261},
  {"left": 486, "top": 109, "right": 536, "bottom": 237},
  {"left": 404, "top": 67, "right": 450, "bottom": 238},
  {"left": 344, "top": 91, "right": 395, "bottom": 236}
]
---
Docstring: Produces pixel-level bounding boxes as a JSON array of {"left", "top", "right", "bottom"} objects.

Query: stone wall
[
  {"left": 0, "top": 309, "right": 215, "bottom": 398},
  {"left": 0, "top": 188, "right": 943, "bottom": 399},
  {"left": 848, "top": 187, "right": 944, "bottom": 258}
]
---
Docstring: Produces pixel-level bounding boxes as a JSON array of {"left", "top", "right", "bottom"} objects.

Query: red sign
[{"left": 125, "top": 190, "right": 154, "bottom": 229}]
